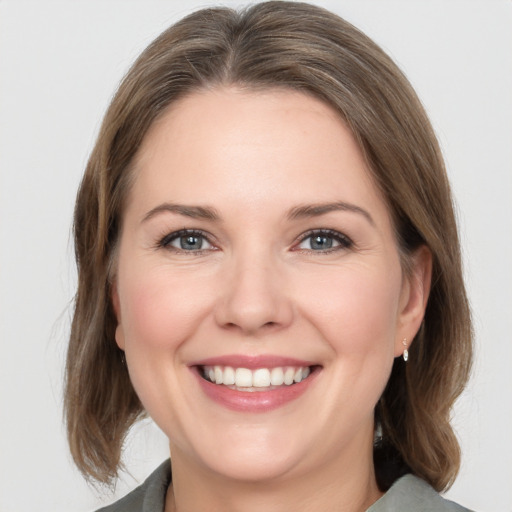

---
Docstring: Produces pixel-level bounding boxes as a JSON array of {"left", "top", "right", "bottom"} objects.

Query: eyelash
[
  {"left": 157, "top": 229, "right": 215, "bottom": 254},
  {"left": 294, "top": 229, "right": 353, "bottom": 253},
  {"left": 156, "top": 228, "right": 353, "bottom": 254}
]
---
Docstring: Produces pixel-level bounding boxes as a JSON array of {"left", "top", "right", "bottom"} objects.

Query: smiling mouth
[{"left": 200, "top": 365, "right": 315, "bottom": 392}]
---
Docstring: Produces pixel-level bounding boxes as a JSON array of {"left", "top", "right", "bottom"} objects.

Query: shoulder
[
  {"left": 367, "top": 474, "right": 475, "bottom": 512},
  {"left": 95, "top": 460, "right": 171, "bottom": 512}
]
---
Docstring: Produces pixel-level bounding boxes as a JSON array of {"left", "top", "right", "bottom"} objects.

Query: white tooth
[
  {"left": 302, "top": 366, "right": 311, "bottom": 379},
  {"left": 253, "top": 368, "right": 271, "bottom": 387},
  {"left": 235, "top": 368, "right": 253, "bottom": 387},
  {"left": 214, "top": 366, "right": 223, "bottom": 385},
  {"left": 208, "top": 368, "right": 215, "bottom": 382},
  {"left": 294, "top": 368, "right": 303, "bottom": 383},
  {"left": 270, "top": 367, "right": 284, "bottom": 386},
  {"left": 284, "top": 367, "right": 295, "bottom": 385},
  {"left": 223, "top": 366, "right": 235, "bottom": 385}
]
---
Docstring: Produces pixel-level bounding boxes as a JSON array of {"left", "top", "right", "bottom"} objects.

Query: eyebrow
[
  {"left": 142, "top": 201, "right": 374, "bottom": 226},
  {"left": 287, "top": 201, "right": 375, "bottom": 226},
  {"left": 142, "top": 203, "right": 221, "bottom": 223}
]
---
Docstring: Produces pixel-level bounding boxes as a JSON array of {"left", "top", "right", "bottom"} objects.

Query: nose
[{"left": 214, "top": 250, "right": 294, "bottom": 336}]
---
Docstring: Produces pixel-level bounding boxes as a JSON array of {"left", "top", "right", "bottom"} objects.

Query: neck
[{"left": 165, "top": 437, "right": 383, "bottom": 512}]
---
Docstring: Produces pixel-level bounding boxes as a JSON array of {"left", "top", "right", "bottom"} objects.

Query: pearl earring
[{"left": 402, "top": 338, "right": 409, "bottom": 362}]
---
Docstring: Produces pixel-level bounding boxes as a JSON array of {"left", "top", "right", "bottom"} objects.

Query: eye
[
  {"left": 159, "top": 229, "right": 214, "bottom": 252},
  {"left": 295, "top": 229, "right": 353, "bottom": 252}
]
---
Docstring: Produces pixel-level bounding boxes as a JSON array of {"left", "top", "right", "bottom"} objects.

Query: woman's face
[{"left": 113, "top": 88, "right": 429, "bottom": 484}]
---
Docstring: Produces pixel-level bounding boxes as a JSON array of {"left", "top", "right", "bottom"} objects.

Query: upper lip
[{"left": 189, "top": 355, "right": 317, "bottom": 369}]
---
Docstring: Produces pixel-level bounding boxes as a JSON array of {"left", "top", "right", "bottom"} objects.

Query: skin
[{"left": 113, "top": 88, "right": 431, "bottom": 512}]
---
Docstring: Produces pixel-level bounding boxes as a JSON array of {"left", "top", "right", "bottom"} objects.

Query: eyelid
[
  {"left": 292, "top": 228, "right": 353, "bottom": 252},
  {"left": 154, "top": 228, "right": 352, "bottom": 254},
  {"left": 157, "top": 228, "right": 218, "bottom": 253}
]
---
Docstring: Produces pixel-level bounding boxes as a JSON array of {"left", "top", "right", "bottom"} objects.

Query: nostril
[{"left": 222, "top": 320, "right": 281, "bottom": 335}]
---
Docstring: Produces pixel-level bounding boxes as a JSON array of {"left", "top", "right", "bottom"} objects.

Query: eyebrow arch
[
  {"left": 142, "top": 203, "right": 221, "bottom": 223},
  {"left": 287, "top": 201, "right": 375, "bottom": 226}
]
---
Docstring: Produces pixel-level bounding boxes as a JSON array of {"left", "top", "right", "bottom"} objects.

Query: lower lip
[{"left": 193, "top": 367, "right": 319, "bottom": 413}]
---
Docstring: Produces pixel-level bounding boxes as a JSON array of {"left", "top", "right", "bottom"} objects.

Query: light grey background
[{"left": 1, "top": 1, "right": 511, "bottom": 511}]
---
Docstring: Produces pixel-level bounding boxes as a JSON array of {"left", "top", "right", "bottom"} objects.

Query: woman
[{"left": 64, "top": 2, "right": 473, "bottom": 510}]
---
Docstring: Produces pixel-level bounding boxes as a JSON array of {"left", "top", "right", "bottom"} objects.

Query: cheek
[
  {"left": 288, "top": 260, "right": 403, "bottom": 442},
  {"left": 297, "top": 261, "right": 402, "bottom": 355},
  {"left": 116, "top": 268, "right": 213, "bottom": 424},
  {"left": 118, "top": 269, "right": 209, "bottom": 354}
]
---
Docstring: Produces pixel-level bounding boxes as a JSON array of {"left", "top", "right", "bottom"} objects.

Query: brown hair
[{"left": 65, "top": 1, "right": 472, "bottom": 491}]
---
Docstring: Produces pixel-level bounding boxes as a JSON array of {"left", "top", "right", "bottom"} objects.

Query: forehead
[{"left": 128, "top": 87, "right": 389, "bottom": 225}]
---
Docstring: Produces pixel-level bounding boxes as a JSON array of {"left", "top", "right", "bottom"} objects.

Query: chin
[
  {"left": 202, "top": 449, "right": 300, "bottom": 483},
  {"left": 175, "top": 422, "right": 308, "bottom": 483}
]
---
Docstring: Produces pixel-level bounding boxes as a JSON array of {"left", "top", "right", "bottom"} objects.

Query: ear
[
  {"left": 111, "top": 281, "right": 126, "bottom": 350},
  {"left": 394, "top": 245, "right": 432, "bottom": 357}
]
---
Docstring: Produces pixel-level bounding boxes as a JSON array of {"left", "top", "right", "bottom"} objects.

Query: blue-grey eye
[
  {"left": 309, "top": 234, "right": 334, "bottom": 250},
  {"left": 179, "top": 234, "right": 204, "bottom": 250},
  {"left": 163, "top": 230, "right": 213, "bottom": 251},
  {"left": 297, "top": 230, "right": 351, "bottom": 251}
]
